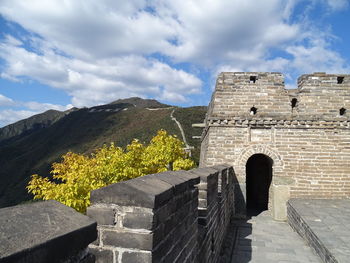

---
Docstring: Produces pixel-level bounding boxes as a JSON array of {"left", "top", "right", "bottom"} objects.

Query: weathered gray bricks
[{"left": 87, "top": 166, "right": 235, "bottom": 263}]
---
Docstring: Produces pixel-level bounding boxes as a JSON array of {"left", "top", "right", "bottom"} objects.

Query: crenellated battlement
[
  {"left": 217, "top": 72, "right": 284, "bottom": 86},
  {"left": 209, "top": 72, "right": 350, "bottom": 120},
  {"left": 297, "top": 72, "right": 349, "bottom": 87}
]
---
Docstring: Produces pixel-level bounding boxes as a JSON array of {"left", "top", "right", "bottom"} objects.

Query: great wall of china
[{"left": 1, "top": 72, "right": 349, "bottom": 263}]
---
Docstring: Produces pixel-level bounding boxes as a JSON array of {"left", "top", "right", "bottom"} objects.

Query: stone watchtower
[{"left": 200, "top": 72, "right": 350, "bottom": 219}]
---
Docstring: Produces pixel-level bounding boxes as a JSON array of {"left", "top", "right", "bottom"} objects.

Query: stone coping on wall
[
  {"left": 287, "top": 199, "right": 350, "bottom": 263},
  {"left": 87, "top": 166, "right": 235, "bottom": 263},
  {"left": 298, "top": 72, "right": 349, "bottom": 86},
  {"left": 216, "top": 72, "right": 284, "bottom": 85},
  {"left": 206, "top": 117, "right": 350, "bottom": 128},
  {"left": 0, "top": 200, "right": 97, "bottom": 263},
  {"left": 90, "top": 171, "right": 200, "bottom": 209},
  {"left": 201, "top": 117, "right": 350, "bottom": 140}
]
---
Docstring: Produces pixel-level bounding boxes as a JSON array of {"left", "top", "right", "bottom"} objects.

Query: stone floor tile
[{"left": 221, "top": 211, "right": 321, "bottom": 263}]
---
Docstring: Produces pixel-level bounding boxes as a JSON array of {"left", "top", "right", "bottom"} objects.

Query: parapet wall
[
  {"left": 209, "top": 72, "right": 290, "bottom": 118},
  {"left": 296, "top": 73, "right": 350, "bottom": 116},
  {"left": 87, "top": 165, "right": 235, "bottom": 263},
  {"left": 0, "top": 166, "right": 236, "bottom": 263},
  {"left": 0, "top": 200, "right": 97, "bottom": 263},
  {"left": 209, "top": 72, "right": 350, "bottom": 119}
]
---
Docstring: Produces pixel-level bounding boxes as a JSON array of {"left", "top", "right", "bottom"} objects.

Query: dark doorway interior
[{"left": 246, "top": 154, "right": 273, "bottom": 214}]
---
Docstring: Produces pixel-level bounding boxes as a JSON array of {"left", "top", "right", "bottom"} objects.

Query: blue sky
[{"left": 0, "top": 0, "right": 349, "bottom": 127}]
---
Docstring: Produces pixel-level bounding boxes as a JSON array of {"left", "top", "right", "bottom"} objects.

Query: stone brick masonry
[
  {"left": 87, "top": 166, "right": 235, "bottom": 263},
  {"left": 0, "top": 166, "right": 236, "bottom": 263},
  {"left": 200, "top": 72, "right": 350, "bottom": 217}
]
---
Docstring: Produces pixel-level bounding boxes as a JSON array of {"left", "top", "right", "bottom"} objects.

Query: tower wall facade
[{"left": 201, "top": 72, "right": 350, "bottom": 203}]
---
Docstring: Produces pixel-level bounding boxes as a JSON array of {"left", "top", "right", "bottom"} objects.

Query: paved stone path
[{"left": 223, "top": 211, "right": 320, "bottom": 263}]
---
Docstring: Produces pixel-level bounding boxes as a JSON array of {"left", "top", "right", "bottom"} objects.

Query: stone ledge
[
  {"left": 287, "top": 199, "right": 350, "bottom": 263},
  {"left": 206, "top": 118, "right": 350, "bottom": 128},
  {"left": 188, "top": 167, "right": 218, "bottom": 182},
  {"left": 90, "top": 174, "right": 174, "bottom": 209},
  {"left": 90, "top": 171, "right": 199, "bottom": 209},
  {"left": 0, "top": 200, "right": 97, "bottom": 263}
]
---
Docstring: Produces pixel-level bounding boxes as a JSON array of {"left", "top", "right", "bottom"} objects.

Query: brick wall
[
  {"left": 200, "top": 72, "right": 350, "bottom": 205},
  {"left": 208, "top": 72, "right": 350, "bottom": 119},
  {"left": 201, "top": 125, "right": 350, "bottom": 199},
  {"left": 297, "top": 73, "right": 350, "bottom": 116},
  {"left": 210, "top": 72, "right": 290, "bottom": 118},
  {"left": 87, "top": 165, "right": 235, "bottom": 263}
]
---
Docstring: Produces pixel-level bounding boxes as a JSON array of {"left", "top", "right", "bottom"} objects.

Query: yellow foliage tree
[{"left": 27, "top": 130, "right": 195, "bottom": 213}]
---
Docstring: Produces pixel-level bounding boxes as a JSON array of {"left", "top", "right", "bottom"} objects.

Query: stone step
[{"left": 287, "top": 199, "right": 350, "bottom": 263}]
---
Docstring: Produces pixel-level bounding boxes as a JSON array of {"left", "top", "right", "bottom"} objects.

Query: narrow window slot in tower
[
  {"left": 337, "top": 76, "right": 344, "bottom": 84},
  {"left": 250, "top": 107, "right": 257, "bottom": 115},
  {"left": 250, "top": 76, "right": 257, "bottom": 83},
  {"left": 340, "top": 108, "right": 346, "bottom": 116},
  {"left": 291, "top": 98, "right": 297, "bottom": 108}
]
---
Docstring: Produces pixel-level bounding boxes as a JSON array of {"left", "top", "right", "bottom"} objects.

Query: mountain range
[{"left": 0, "top": 97, "right": 207, "bottom": 208}]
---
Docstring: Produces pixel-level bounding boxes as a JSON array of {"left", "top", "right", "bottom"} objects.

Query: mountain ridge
[
  {"left": 0, "top": 97, "right": 169, "bottom": 143},
  {"left": 0, "top": 97, "right": 207, "bottom": 208},
  {"left": 0, "top": 109, "right": 68, "bottom": 143}
]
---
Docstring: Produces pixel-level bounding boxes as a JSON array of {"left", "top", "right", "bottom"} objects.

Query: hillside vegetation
[
  {"left": 0, "top": 98, "right": 206, "bottom": 208},
  {"left": 0, "top": 109, "right": 70, "bottom": 142},
  {"left": 28, "top": 130, "right": 195, "bottom": 213}
]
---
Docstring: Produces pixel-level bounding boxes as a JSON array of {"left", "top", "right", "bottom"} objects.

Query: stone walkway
[{"left": 222, "top": 211, "right": 320, "bottom": 263}]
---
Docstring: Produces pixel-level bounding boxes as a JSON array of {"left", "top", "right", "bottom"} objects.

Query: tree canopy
[{"left": 27, "top": 130, "right": 195, "bottom": 212}]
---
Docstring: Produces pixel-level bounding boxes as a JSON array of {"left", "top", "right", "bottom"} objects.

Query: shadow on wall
[
  {"left": 232, "top": 169, "right": 247, "bottom": 219},
  {"left": 219, "top": 171, "right": 253, "bottom": 263},
  {"left": 224, "top": 154, "right": 275, "bottom": 262},
  {"left": 225, "top": 154, "right": 277, "bottom": 263},
  {"left": 228, "top": 217, "right": 253, "bottom": 263},
  {"left": 87, "top": 164, "right": 241, "bottom": 263}
]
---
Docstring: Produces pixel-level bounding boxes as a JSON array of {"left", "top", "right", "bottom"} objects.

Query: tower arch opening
[{"left": 246, "top": 154, "right": 273, "bottom": 213}]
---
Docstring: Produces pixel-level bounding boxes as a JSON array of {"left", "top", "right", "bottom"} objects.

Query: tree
[{"left": 27, "top": 130, "right": 195, "bottom": 212}]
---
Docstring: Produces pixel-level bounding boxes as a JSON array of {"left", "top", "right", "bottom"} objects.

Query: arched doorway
[{"left": 246, "top": 154, "right": 273, "bottom": 213}]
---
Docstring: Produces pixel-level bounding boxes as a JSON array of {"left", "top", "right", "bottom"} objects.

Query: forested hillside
[{"left": 0, "top": 98, "right": 206, "bottom": 208}]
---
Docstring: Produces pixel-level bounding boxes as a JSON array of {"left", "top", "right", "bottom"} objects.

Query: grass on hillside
[
  {"left": 173, "top": 106, "right": 207, "bottom": 164},
  {"left": 0, "top": 106, "right": 190, "bottom": 208}
]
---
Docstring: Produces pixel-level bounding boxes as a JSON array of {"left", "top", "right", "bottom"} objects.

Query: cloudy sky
[{"left": 0, "top": 0, "right": 349, "bottom": 127}]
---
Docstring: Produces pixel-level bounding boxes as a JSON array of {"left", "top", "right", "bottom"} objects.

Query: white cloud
[
  {"left": 0, "top": 94, "right": 14, "bottom": 106},
  {"left": 0, "top": 94, "right": 72, "bottom": 127},
  {"left": 286, "top": 41, "right": 349, "bottom": 74},
  {"left": 326, "top": 0, "right": 349, "bottom": 10},
  {"left": 3, "top": 34, "right": 22, "bottom": 46},
  {"left": 0, "top": 0, "right": 348, "bottom": 118},
  {"left": 156, "top": 0, "right": 300, "bottom": 65},
  {"left": 23, "top": 101, "right": 73, "bottom": 112},
  {"left": 0, "top": 101, "right": 72, "bottom": 127},
  {"left": 0, "top": 109, "right": 37, "bottom": 127},
  {"left": 0, "top": 0, "right": 176, "bottom": 60},
  {"left": 0, "top": 0, "right": 300, "bottom": 65},
  {"left": 0, "top": 40, "right": 202, "bottom": 107},
  {"left": 0, "top": 0, "right": 301, "bottom": 108}
]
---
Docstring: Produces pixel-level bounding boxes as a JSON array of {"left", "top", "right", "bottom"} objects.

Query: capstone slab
[{"left": 0, "top": 200, "right": 97, "bottom": 263}]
